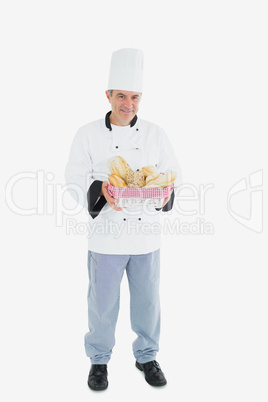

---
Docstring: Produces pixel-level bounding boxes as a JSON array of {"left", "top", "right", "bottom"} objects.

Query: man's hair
[{"left": 108, "top": 90, "right": 142, "bottom": 97}]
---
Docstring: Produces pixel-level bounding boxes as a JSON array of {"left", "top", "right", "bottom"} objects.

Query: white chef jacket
[{"left": 65, "top": 112, "right": 181, "bottom": 254}]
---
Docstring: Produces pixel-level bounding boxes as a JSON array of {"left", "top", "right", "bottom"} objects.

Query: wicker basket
[{"left": 108, "top": 184, "right": 173, "bottom": 208}]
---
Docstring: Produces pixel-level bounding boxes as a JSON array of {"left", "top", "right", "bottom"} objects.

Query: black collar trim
[{"left": 105, "top": 111, "right": 138, "bottom": 131}]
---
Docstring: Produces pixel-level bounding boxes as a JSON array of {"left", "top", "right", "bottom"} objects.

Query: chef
[{"left": 65, "top": 48, "right": 181, "bottom": 391}]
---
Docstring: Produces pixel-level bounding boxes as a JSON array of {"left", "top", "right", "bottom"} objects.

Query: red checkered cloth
[{"left": 108, "top": 184, "right": 173, "bottom": 199}]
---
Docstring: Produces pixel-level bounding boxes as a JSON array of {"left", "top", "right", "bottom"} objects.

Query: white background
[{"left": 1, "top": 0, "right": 267, "bottom": 401}]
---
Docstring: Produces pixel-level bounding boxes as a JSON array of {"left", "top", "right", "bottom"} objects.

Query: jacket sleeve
[
  {"left": 155, "top": 130, "right": 182, "bottom": 212},
  {"left": 65, "top": 127, "right": 107, "bottom": 219}
]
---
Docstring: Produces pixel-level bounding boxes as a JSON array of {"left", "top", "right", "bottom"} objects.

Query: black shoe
[
  {"left": 87, "top": 364, "right": 108, "bottom": 391},
  {"left": 136, "top": 360, "right": 167, "bottom": 387}
]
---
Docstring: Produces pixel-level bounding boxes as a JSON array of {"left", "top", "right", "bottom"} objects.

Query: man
[{"left": 65, "top": 48, "right": 181, "bottom": 391}]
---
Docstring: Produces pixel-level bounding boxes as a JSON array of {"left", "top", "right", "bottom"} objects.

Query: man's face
[{"left": 106, "top": 90, "right": 142, "bottom": 126}]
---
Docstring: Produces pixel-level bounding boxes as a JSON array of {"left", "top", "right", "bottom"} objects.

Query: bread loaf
[
  {"left": 140, "top": 165, "right": 159, "bottom": 185},
  {"left": 141, "top": 165, "right": 159, "bottom": 178},
  {"left": 107, "top": 156, "right": 131, "bottom": 181},
  {"left": 125, "top": 170, "right": 146, "bottom": 188},
  {"left": 108, "top": 156, "right": 176, "bottom": 189},
  {"left": 145, "top": 173, "right": 159, "bottom": 184},
  {"left": 108, "top": 174, "right": 127, "bottom": 187},
  {"left": 143, "top": 171, "right": 177, "bottom": 188}
]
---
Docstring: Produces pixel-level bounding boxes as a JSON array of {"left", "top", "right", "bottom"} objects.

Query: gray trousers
[{"left": 84, "top": 249, "right": 161, "bottom": 364}]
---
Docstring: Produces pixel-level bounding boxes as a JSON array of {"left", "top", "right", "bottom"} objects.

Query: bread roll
[
  {"left": 108, "top": 174, "right": 127, "bottom": 187},
  {"left": 125, "top": 170, "right": 146, "bottom": 188},
  {"left": 142, "top": 165, "right": 160, "bottom": 185},
  {"left": 107, "top": 156, "right": 131, "bottom": 181},
  {"left": 141, "top": 165, "right": 159, "bottom": 178},
  {"left": 108, "top": 156, "right": 177, "bottom": 189},
  {"left": 143, "top": 171, "right": 177, "bottom": 188},
  {"left": 145, "top": 173, "right": 159, "bottom": 184}
]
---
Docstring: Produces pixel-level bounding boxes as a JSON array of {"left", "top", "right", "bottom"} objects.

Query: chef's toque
[{"left": 107, "top": 48, "right": 143, "bottom": 92}]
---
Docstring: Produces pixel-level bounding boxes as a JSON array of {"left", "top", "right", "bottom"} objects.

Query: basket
[{"left": 108, "top": 184, "right": 173, "bottom": 208}]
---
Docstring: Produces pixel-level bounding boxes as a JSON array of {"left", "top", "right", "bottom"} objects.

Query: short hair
[{"left": 108, "top": 90, "right": 142, "bottom": 97}]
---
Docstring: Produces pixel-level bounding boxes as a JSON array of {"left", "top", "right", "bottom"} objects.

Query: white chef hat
[{"left": 107, "top": 48, "right": 143, "bottom": 92}]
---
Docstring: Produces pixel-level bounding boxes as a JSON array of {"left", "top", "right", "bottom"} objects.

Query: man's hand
[
  {"left": 101, "top": 181, "right": 123, "bottom": 211},
  {"left": 162, "top": 185, "right": 174, "bottom": 208},
  {"left": 162, "top": 194, "right": 171, "bottom": 208}
]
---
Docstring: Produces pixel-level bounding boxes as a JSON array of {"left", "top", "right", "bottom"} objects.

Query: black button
[
  {"left": 138, "top": 218, "right": 141, "bottom": 220},
  {"left": 115, "top": 146, "right": 118, "bottom": 149},
  {"left": 136, "top": 128, "right": 139, "bottom": 131},
  {"left": 123, "top": 218, "right": 126, "bottom": 221},
  {"left": 137, "top": 169, "right": 139, "bottom": 171}
]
